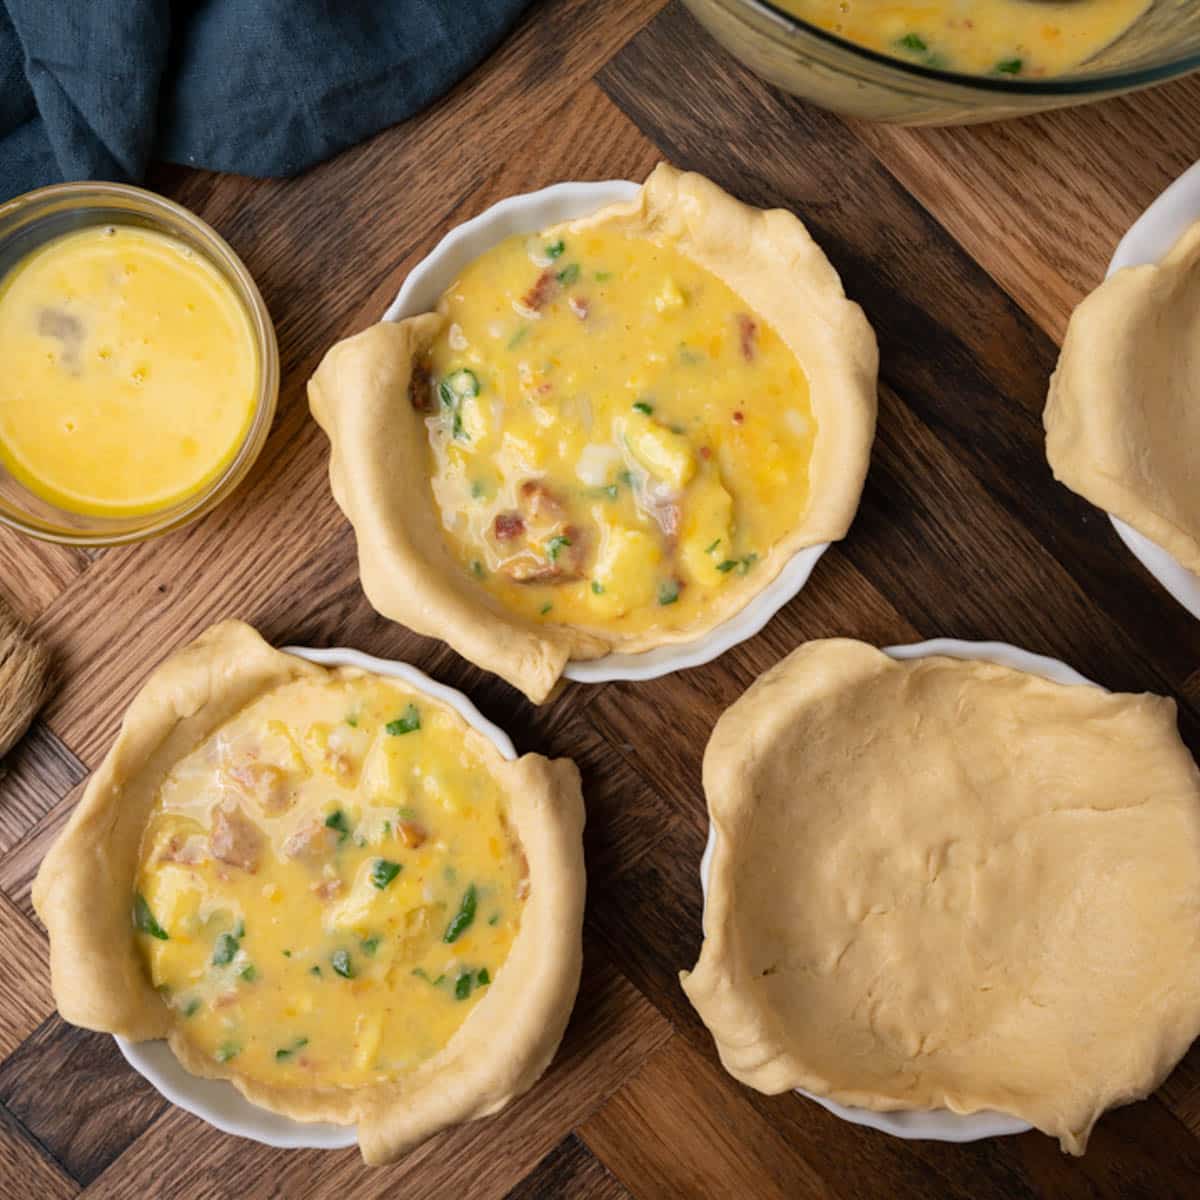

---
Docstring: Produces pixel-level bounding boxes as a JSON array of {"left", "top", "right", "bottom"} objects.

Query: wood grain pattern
[{"left": 3, "top": 0, "right": 1200, "bottom": 1195}]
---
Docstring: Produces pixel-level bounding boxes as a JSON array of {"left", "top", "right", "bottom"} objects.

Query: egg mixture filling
[
  {"left": 420, "top": 226, "right": 816, "bottom": 636},
  {"left": 774, "top": 0, "right": 1148, "bottom": 77},
  {"left": 0, "top": 225, "right": 259, "bottom": 517},
  {"left": 133, "top": 673, "right": 526, "bottom": 1088}
]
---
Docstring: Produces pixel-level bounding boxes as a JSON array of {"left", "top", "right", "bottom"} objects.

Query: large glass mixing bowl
[{"left": 684, "top": 0, "right": 1200, "bottom": 124}]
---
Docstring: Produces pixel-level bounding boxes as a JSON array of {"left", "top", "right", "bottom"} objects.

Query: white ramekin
[
  {"left": 116, "top": 644, "right": 518, "bottom": 1150},
  {"left": 698, "top": 638, "right": 1103, "bottom": 1143},
  {"left": 383, "top": 179, "right": 834, "bottom": 685},
  {"left": 1103, "top": 160, "right": 1200, "bottom": 621}
]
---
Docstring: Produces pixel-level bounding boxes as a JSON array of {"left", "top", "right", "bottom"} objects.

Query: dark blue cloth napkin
[{"left": 0, "top": 0, "right": 530, "bottom": 202}]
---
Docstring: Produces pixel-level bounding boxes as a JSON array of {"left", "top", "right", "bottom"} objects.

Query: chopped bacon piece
[
  {"left": 397, "top": 820, "right": 428, "bottom": 849},
  {"left": 568, "top": 296, "right": 590, "bottom": 320},
  {"left": 519, "top": 479, "right": 566, "bottom": 521},
  {"left": 215, "top": 991, "right": 239, "bottom": 1008},
  {"left": 409, "top": 362, "right": 434, "bottom": 412},
  {"left": 521, "top": 268, "right": 558, "bottom": 312},
  {"left": 312, "top": 877, "right": 344, "bottom": 900},
  {"left": 226, "top": 761, "right": 294, "bottom": 814},
  {"left": 503, "top": 524, "right": 586, "bottom": 584},
  {"left": 737, "top": 313, "right": 758, "bottom": 362},
  {"left": 699, "top": 446, "right": 712, "bottom": 460},
  {"left": 493, "top": 512, "right": 525, "bottom": 542},
  {"left": 283, "top": 821, "right": 337, "bottom": 863},
  {"left": 732, "top": 410, "right": 745, "bottom": 425},
  {"left": 210, "top": 805, "right": 263, "bottom": 873},
  {"left": 159, "top": 834, "right": 205, "bottom": 866}
]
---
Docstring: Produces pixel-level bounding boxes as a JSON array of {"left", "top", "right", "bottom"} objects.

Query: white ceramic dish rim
[
  {"left": 697, "top": 637, "right": 1103, "bottom": 1142},
  {"left": 116, "top": 643, "right": 518, "bottom": 1150},
  {"left": 1103, "top": 159, "right": 1200, "bottom": 621},
  {"left": 382, "top": 178, "right": 834, "bottom": 684}
]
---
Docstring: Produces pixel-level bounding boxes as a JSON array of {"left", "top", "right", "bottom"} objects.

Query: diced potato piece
[
  {"left": 626, "top": 414, "right": 696, "bottom": 490},
  {"left": 354, "top": 1013, "right": 383, "bottom": 1071},
  {"left": 654, "top": 278, "right": 686, "bottom": 313},
  {"left": 679, "top": 470, "right": 735, "bottom": 586},
  {"left": 589, "top": 521, "right": 662, "bottom": 617}
]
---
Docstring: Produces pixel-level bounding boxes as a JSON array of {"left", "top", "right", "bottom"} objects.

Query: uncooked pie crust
[
  {"left": 33, "top": 620, "right": 586, "bottom": 1164},
  {"left": 682, "top": 638, "right": 1200, "bottom": 1154},
  {"left": 308, "top": 164, "right": 877, "bottom": 703}
]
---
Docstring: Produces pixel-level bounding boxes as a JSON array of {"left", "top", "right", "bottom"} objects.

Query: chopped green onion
[
  {"left": 995, "top": 57, "right": 1023, "bottom": 75},
  {"left": 603, "top": 483, "right": 619, "bottom": 500},
  {"left": 331, "top": 949, "right": 355, "bottom": 979},
  {"left": 240, "top": 964, "right": 257, "bottom": 982},
  {"left": 896, "top": 33, "right": 927, "bottom": 53},
  {"left": 212, "top": 932, "right": 239, "bottom": 966},
  {"left": 594, "top": 271, "right": 613, "bottom": 282},
  {"left": 591, "top": 581, "right": 605, "bottom": 595},
  {"left": 617, "top": 469, "right": 634, "bottom": 488},
  {"left": 556, "top": 263, "right": 580, "bottom": 286},
  {"left": 275, "top": 1037, "right": 309, "bottom": 1062},
  {"left": 345, "top": 713, "right": 358, "bottom": 727},
  {"left": 444, "top": 884, "right": 478, "bottom": 943},
  {"left": 546, "top": 534, "right": 571, "bottom": 562},
  {"left": 324, "top": 809, "right": 350, "bottom": 841},
  {"left": 309, "top": 965, "right": 322, "bottom": 977},
  {"left": 133, "top": 893, "right": 168, "bottom": 940},
  {"left": 705, "top": 538, "right": 721, "bottom": 554},
  {"left": 540, "top": 602, "right": 553, "bottom": 616},
  {"left": 233, "top": 919, "right": 245, "bottom": 939},
  {"left": 183, "top": 998, "right": 201, "bottom": 1018},
  {"left": 658, "top": 580, "right": 680, "bottom": 606},
  {"left": 470, "top": 480, "right": 485, "bottom": 499},
  {"left": 545, "top": 239, "right": 565, "bottom": 259},
  {"left": 361, "top": 935, "right": 381, "bottom": 957},
  {"left": 488, "top": 913, "right": 500, "bottom": 926},
  {"left": 437, "top": 380, "right": 455, "bottom": 410},
  {"left": 215, "top": 1042, "right": 240, "bottom": 1063},
  {"left": 507, "top": 325, "right": 529, "bottom": 350},
  {"left": 632, "top": 400, "right": 653, "bottom": 416},
  {"left": 739, "top": 553, "right": 759, "bottom": 575},
  {"left": 470, "top": 560, "right": 485, "bottom": 579},
  {"left": 716, "top": 560, "right": 738, "bottom": 573},
  {"left": 477, "top": 968, "right": 491, "bottom": 986},
  {"left": 446, "top": 368, "right": 480, "bottom": 398},
  {"left": 455, "top": 970, "right": 473, "bottom": 1001},
  {"left": 371, "top": 858, "right": 402, "bottom": 890},
  {"left": 386, "top": 705, "right": 421, "bottom": 736},
  {"left": 282, "top": 949, "right": 292, "bottom": 958}
]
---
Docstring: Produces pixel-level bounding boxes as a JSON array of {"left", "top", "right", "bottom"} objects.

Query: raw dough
[
  {"left": 683, "top": 639, "right": 1200, "bottom": 1154},
  {"left": 1046, "top": 219, "right": 1200, "bottom": 575},
  {"left": 309, "top": 164, "right": 877, "bottom": 702},
  {"left": 33, "top": 621, "right": 586, "bottom": 1164}
]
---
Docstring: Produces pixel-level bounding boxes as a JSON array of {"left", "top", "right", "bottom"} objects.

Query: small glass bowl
[
  {"left": 684, "top": 0, "right": 1200, "bottom": 125},
  {"left": 0, "top": 182, "right": 278, "bottom": 546}
]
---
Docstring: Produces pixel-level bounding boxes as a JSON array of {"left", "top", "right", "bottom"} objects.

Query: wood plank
[
  {"left": 505, "top": 1134, "right": 632, "bottom": 1200},
  {"left": 0, "top": 531, "right": 88, "bottom": 625},
  {"left": 0, "top": 783, "right": 78, "bottom": 921},
  {"left": 852, "top": 77, "right": 1200, "bottom": 343},
  {"left": 0, "top": 1019, "right": 166, "bottom": 1186},
  {"left": 0, "top": 890, "right": 53, "bottom": 1061},
  {"left": 0, "top": 724, "right": 86, "bottom": 858},
  {"left": 580, "top": 1038, "right": 833, "bottom": 1200},
  {"left": 0, "top": 1104, "right": 78, "bottom": 1200},
  {"left": 83, "top": 956, "right": 672, "bottom": 1199}
]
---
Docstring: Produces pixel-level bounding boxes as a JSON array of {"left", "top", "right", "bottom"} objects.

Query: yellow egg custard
[
  {"left": 775, "top": 0, "right": 1147, "bottom": 77},
  {"left": 0, "top": 224, "right": 259, "bottom": 518},
  {"left": 309, "top": 166, "right": 877, "bottom": 703},
  {"left": 421, "top": 225, "right": 815, "bottom": 636},
  {"left": 134, "top": 672, "right": 524, "bottom": 1088},
  {"left": 33, "top": 622, "right": 585, "bottom": 1164}
]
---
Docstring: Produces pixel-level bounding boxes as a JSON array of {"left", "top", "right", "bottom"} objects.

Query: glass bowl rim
[
  {"left": 0, "top": 179, "right": 279, "bottom": 547},
  {"left": 721, "top": 0, "right": 1200, "bottom": 95}
]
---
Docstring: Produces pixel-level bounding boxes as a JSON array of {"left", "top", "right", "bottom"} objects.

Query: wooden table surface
[{"left": 4, "top": 2, "right": 1200, "bottom": 1196}]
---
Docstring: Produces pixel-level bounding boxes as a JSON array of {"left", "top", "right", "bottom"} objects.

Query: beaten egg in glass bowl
[{"left": 684, "top": 0, "right": 1200, "bottom": 124}]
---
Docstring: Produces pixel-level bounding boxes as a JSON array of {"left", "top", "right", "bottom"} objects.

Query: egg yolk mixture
[
  {"left": 133, "top": 674, "right": 526, "bottom": 1088},
  {"left": 0, "top": 225, "right": 258, "bottom": 518},
  {"left": 775, "top": 0, "right": 1147, "bottom": 76},
  {"left": 420, "top": 228, "right": 815, "bottom": 636}
]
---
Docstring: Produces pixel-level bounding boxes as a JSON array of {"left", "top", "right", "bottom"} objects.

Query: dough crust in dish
[
  {"left": 32, "top": 621, "right": 586, "bottom": 1164},
  {"left": 682, "top": 639, "right": 1200, "bottom": 1154},
  {"left": 1046, "top": 219, "right": 1200, "bottom": 574},
  {"left": 308, "top": 164, "right": 877, "bottom": 703}
]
